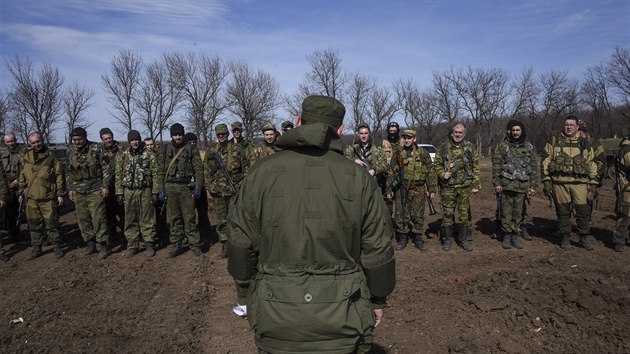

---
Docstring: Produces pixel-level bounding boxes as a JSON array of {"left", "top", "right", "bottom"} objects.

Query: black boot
[
  {"left": 395, "top": 233, "right": 408, "bottom": 251},
  {"left": 145, "top": 242, "right": 156, "bottom": 258},
  {"left": 579, "top": 235, "right": 594, "bottom": 250},
  {"left": 459, "top": 225, "right": 473, "bottom": 252},
  {"left": 511, "top": 234, "right": 523, "bottom": 249},
  {"left": 168, "top": 242, "right": 182, "bottom": 258},
  {"left": 466, "top": 227, "right": 473, "bottom": 241},
  {"left": 614, "top": 243, "right": 625, "bottom": 252},
  {"left": 560, "top": 234, "right": 571, "bottom": 250},
  {"left": 0, "top": 253, "right": 9, "bottom": 262},
  {"left": 98, "top": 242, "right": 111, "bottom": 259},
  {"left": 412, "top": 234, "right": 427, "bottom": 251},
  {"left": 520, "top": 227, "right": 532, "bottom": 241},
  {"left": 83, "top": 240, "right": 97, "bottom": 256},
  {"left": 28, "top": 245, "right": 43, "bottom": 260},
  {"left": 216, "top": 242, "right": 228, "bottom": 260},
  {"left": 53, "top": 243, "right": 64, "bottom": 259},
  {"left": 502, "top": 233, "right": 512, "bottom": 249},
  {"left": 442, "top": 226, "right": 453, "bottom": 251}
]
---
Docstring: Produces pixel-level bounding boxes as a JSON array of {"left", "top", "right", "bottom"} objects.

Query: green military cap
[
  {"left": 71, "top": 127, "right": 87, "bottom": 137},
  {"left": 232, "top": 121, "right": 243, "bottom": 131},
  {"left": 215, "top": 124, "right": 229, "bottom": 134},
  {"left": 401, "top": 129, "right": 416, "bottom": 137},
  {"left": 262, "top": 123, "right": 276, "bottom": 133},
  {"left": 301, "top": 95, "right": 345, "bottom": 127},
  {"left": 281, "top": 120, "right": 294, "bottom": 129},
  {"left": 357, "top": 123, "right": 370, "bottom": 131},
  {"left": 578, "top": 119, "right": 588, "bottom": 132}
]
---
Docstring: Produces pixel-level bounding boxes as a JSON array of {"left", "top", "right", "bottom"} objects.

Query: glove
[
  {"left": 151, "top": 194, "right": 159, "bottom": 206},
  {"left": 116, "top": 195, "right": 124, "bottom": 206},
  {"left": 158, "top": 192, "right": 167, "bottom": 203},
  {"left": 192, "top": 189, "right": 202, "bottom": 200},
  {"left": 543, "top": 181, "right": 552, "bottom": 198}
]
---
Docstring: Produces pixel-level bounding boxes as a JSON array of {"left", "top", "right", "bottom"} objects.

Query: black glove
[
  {"left": 192, "top": 189, "right": 202, "bottom": 200},
  {"left": 116, "top": 195, "right": 124, "bottom": 206},
  {"left": 159, "top": 192, "right": 167, "bottom": 203},
  {"left": 151, "top": 194, "right": 159, "bottom": 206}
]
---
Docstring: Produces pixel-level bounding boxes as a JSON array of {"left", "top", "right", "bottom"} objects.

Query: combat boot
[
  {"left": 511, "top": 234, "right": 523, "bottom": 249},
  {"left": 145, "top": 242, "right": 156, "bottom": 258},
  {"left": 521, "top": 227, "right": 532, "bottom": 241},
  {"left": 83, "top": 240, "right": 97, "bottom": 256},
  {"left": 0, "top": 253, "right": 9, "bottom": 262},
  {"left": 442, "top": 226, "right": 453, "bottom": 251},
  {"left": 502, "top": 234, "right": 512, "bottom": 249},
  {"left": 579, "top": 235, "right": 594, "bottom": 250},
  {"left": 466, "top": 228, "right": 473, "bottom": 241},
  {"left": 168, "top": 242, "right": 182, "bottom": 258},
  {"left": 459, "top": 225, "right": 473, "bottom": 252},
  {"left": 395, "top": 233, "right": 408, "bottom": 251},
  {"left": 126, "top": 247, "right": 139, "bottom": 257},
  {"left": 27, "top": 245, "right": 43, "bottom": 260},
  {"left": 216, "top": 243, "right": 228, "bottom": 260},
  {"left": 53, "top": 243, "right": 64, "bottom": 259},
  {"left": 560, "top": 234, "right": 571, "bottom": 250},
  {"left": 191, "top": 247, "right": 203, "bottom": 257},
  {"left": 412, "top": 234, "right": 428, "bottom": 251},
  {"left": 614, "top": 243, "right": 625, "bottom": 252},
  {"left": 98, "top": 243, "right": 110, "bottom": 259}
]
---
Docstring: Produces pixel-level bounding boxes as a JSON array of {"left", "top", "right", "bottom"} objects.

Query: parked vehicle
[{"left": 418, "top": 143, "right": 436, "bottom": 162}]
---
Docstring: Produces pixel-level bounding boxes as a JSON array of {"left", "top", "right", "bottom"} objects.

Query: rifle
[
  {"left": 159, "top": 195, "right": 167, "bottom": 216},
  {"left": 427, "top": 191, "right": 437, "bottom": 215},
  {"left": 209, "top": 152, "right": 238, "bottom": 195},
  {"left": 16, "top": 195, "right": 25, "bottom": 227},
  {"left": 496, "top": 192, "right": 503, "bottom": 221},
  {"left": 396, "top": 151, "right": 408, "bottom": 226},
  {"left": 614, "top": 154, "right": 624, "bottom": 215},
  {"left": 353, "top": 146, "right": 374, "bottom": 173}
]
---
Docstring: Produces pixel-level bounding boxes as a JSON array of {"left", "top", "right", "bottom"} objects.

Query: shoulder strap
[{"left": 165, "top": 145, "right": 186, "bottom": 178}]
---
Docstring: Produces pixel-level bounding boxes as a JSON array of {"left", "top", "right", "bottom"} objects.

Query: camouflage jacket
[
  {"left": 492, "top": 139, "right": 538, "bottom": 193},
  {"left": 617, "top": 139, "right": 630, "bottom": 202},
  {"left": 249, "top": 142, "right": 278, "bottom": 166},
  {"left": 585, "top": 135, "right": 606, "bottom": 184},
  {"left": 0, "top": 144, "right": 26, "bottom": 186},
  {"left": 18, "top": 147, "right": 66, "bottom": 201},
  {"left": 434, "top": 138, "right": 480, "bottom": 189},
  {"left": 0, "top": 163, "right": 7, "bottom": 202},
  {"left": 161, "top": 142, "right": 204, "bottom": 189},
  {"left": 343, "top": 142, "right": 389, "bottom": 176},
  {"left": 102, "top": 141, "right": 123, "bottom": 190},
  {"left": 66, "top": 141, "right": 111, "bottom": 194},
  {"left": 391, "top": 145, "right": 437, "bottom": 193},
  {"left": 541, "top": 133, "right": 597, "bottom": 185},
  {"left": 115, "top": 144, "right": 162, "bottom": 194},
  {"left": 204, "top": 141, "right": 248, "bottom": 195}
]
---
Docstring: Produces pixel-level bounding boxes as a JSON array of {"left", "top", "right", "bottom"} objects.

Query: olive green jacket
[
  {"left": 541, "top": 133, "right": 598, "bottom": 185},
  {"left": 18, "top": 148, "right": 66, "bottom": 201},
  {"left": 227, "top": 122, "right": 395, "bottom": 354},
  {"left": 66, "top": 141, "right": 111, "bottom": 194}
]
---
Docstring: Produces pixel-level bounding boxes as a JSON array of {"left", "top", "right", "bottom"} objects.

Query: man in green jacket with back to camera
[{"left": 227, "top": 95, "right": 396, "bottom": 354}]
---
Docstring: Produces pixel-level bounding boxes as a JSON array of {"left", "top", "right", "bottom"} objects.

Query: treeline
[{"left": 0, "top": 47, "right": 628, "bottom": 153}]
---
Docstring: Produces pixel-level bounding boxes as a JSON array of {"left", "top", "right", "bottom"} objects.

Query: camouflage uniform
[
  {"left": 391, "top": 144, "right": 436, "bottom": 250},
  {"left": 204, "top": 138, "right": 248, "bottom": 246},
  {"left": 492, "top": 132, "right": 538, "bottom": 248},
  {"left": 433, "top": 137, "right": 480, "bottom": 251},
  {"left": 163, "top": 141, "right": 204, "bottom": 251},
  {"left": 18, "top": 146, "right": 66, "bottom": 257},
  {"left": 116, "top": 142, "right": 163, "bottom": 251},
  {"left": 66, "top": 140, "right": 111, "bottom": 251},
  {"left": 541, "top": 131, "right": 598, "bottom": 249},
  {"left": 613, "top": 138, "right": 630, "bottom": 252},
  {"left": 584, "top": 135, "right": 606, "bottom": 219},
  {"left": 250, "top": 142, "right": 278, "bottom": 166},
  {"left": 0, "top": 143, "right": 25, "bottom": 240},
  {"left": 102, "top": 140, "right": 125, "bottom": 241},
  {"left": 343, "top": 141, "right": 389, "bottom": 192},
  {"left": 0, "top": 163, "right": 8, "bottom": 259}
]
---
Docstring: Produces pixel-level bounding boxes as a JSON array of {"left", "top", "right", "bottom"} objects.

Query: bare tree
[
  {"left": 607, "top": 46, "right": 630, "bottom": 115},
  {"left": 346, "top": 73, "right": 374, "bottom": 132},
  {"left": 0, "top": 90, "right": 9, "bottom": 133},
  {"left": 365, "top": 83, "right": 398, "bottom": 138},
  {"left": 509, "top": 67, "right": 539, "bottom": 119},
  {"left": 226, "top": 61, "right": 281, "bottom": 141},
  {"left": 582, "top": 63, "right": 614, "bottom": 137},
  {"left": 432, "top": 68, "right": 463, "bottom": 125},
  {"left": 5, "top": 56, "right": 64, "bottom": 143},
  {"left": 102, "top": 49, "right": 142, "bottom": 131},
  {"left": 536, "top": 70, "right": 580, "bottom": 139},
  {"left": 62, "top": 82, "right": 94, "bottom": 142},
  {"left": 302, "top": 48, "right": 347, "bottom": 100},
  {"left": 171, "top": 52, "right": 230, "bottom": 147},
  {"left": 395, "top": 79, "right": 440, "bottom": 143}
]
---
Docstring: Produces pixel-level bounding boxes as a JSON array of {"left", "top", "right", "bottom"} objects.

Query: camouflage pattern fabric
[
  {"left": 204, "top": 141, "right": 248, "bottom": 195},
  {"left": 213, "top": 194, "right": 233, "bottom": 243},
  {"left": 613, "top": 139, "right": 630, "bottom": 245},
  {"left": 165, "top": 183, "right": 200, "bottom": 247},
  {"left": 0, "top": 145, "right": 22, "bottom": 237},
  {"left": 74, "top": 190, "right": 107, "bottom": 243},
  {"left": 122, "top": 188, "right": 156, "bottom": 245},
  {"left": 102, "top": 141, "right": 124, "bottom": 240},
  {"left": 343, "top": 143, "right": 389, "bottom": 176},
  {"left": 66, "top": 141, "right": 111, "bottom": 193},
  {"left": 249, "top": 143, "right": 277, "bottom": 166}
]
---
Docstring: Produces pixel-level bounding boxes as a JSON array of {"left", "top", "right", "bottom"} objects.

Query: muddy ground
[{"left": 0, "top": 158, "right": 628, "bottom": 353}]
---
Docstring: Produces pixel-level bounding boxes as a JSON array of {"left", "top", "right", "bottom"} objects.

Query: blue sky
[{"left": 1, "top": 0, "right": 628, "bottom": 141}]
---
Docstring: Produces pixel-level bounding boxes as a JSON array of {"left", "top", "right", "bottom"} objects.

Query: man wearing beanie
[
  {"left": 115, "top": 130, "right": 164, "bottom": 257},
  {"left": 66, "top": 127, "right": 112, "bottom": 258},
  {"left": 227, "top": 95, "right": 396, "bottom": 353},
  {"left": 204, "top": 123, "right": 249, "bottom": 259},
  {"left": 100, "top": 127, "right": 124, "bottom": 244},
  {"left": 492, "top": 120, "right": 538, "bottom": 250},
  {"left": 162, "top": 123, "right": 204, "bottom": 257},
  {"left": 249, "top": 123, "right": 278, "bottom": 166},
  {"left": 0, "top": 132, "right": 27, "bottom": 246}
]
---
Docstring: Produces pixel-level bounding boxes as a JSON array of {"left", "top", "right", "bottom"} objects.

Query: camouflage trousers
[
  {"left": 123, "top": 188, "right": 156, "bottom": 246},
  {"left": 0, "top": 190, "right": 20, "bottom": 238},
  {"left": 499, "top": 190, "right": 526, "bottom": 234},
  {"left": 440, "top": 186, "right": 472, "bottom": 227},
  {"left": 166, "top": 183, "right": 201, "bottom": 247},
  {"left": 105, "top": 191, "right": 124, "bottom": 240},
  {"left": 613, "top": 190, "right": 630, "bottom": 245},
  {"left": 212, "top": 193, "right": 234, "bottom": 243},
  {"left": 75, "top": 190, "right": 108, "bottom": 243},
  {"left": 394, "top": 185, "right": 426, "bottom": 234},
  {"left": 25, "top": 199, "right": 61, "bottom": 246},
  {"left": 552, "top": 182, "right": 589, "bottom": 236}
]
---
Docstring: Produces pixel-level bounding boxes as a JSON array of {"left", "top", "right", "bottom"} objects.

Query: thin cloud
[{"left": 555, "top": 10, "right": 591, "bottom": 32}]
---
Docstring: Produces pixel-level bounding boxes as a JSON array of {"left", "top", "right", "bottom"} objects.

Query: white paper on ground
[{"left": 232, "top": 305, "right": 247, "bottom": 317}]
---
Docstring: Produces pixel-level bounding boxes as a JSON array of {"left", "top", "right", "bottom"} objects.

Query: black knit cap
[
  {"left": 170, "top": 123, "right": 185, "bottom": 136},
  {"left": 127, "top": 130, "right": 141, "bottom": 142},
  {"left": 71, "top": 127, "right": 87, "bottom": 137},
  {"left": 99, "top": 128, "right": 113, "bottom": 137},
  {"left": 184, "top": 132, "right": 198, "bottom": 143}
]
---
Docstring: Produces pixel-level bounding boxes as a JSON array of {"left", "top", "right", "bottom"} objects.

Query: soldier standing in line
[
  {"left": 433, "top": 122, "right": 480, "bottom": 252},
  {"left": 143, "top": 138, "right": 155, "bottom": 152},
  {"left": 491, "top": 120, "right": 538, "bottom": 249},
  {"left": 613, "top": 136, "right": 630, "bottom": 252},
  {"left": 390, "top": 129, "right": 436, "bottom": 251},
  {"left": 343, "top": 123, "right": 389, "bottom": 193},
  {"left": 163, "top": 123, "right": 204, "bottom": 258},
  {"left": 227, "top": 95, "right": 395, "bottom": 354},
  {"left": 184, "top": 132, "right": 198, "bottom": 146},
  {"left": 204, "top": 123, "right": 248, "bottom": 260},
  {"left": 18, "top": 132, "right": 66, "bottom": 260},
  {"left": 249, "top": 123, "right": 278, "bottom": 165},
  {"left": 0, "top": 132, "right": 26, "bottom": 243},
  {"left": 100, "top": 128, "right": 125, "bottom": 244},
  {"left": 66, "top": 127, "right": 112, "bottom": 259},
  {"left": 577, "top": 120, "right": 606, "bottom": 222},
  {"left": 116, "top": 130, "right": 164, "bottom": 257},
  {"left": 541, "top": 115, "right": 598, "bottom": 250},
  {"left": 0, "top": 163, "right": 9, "bottom": 261},
  {"left": 382, "top": 122, "right": 402, "bottom": 218},
  {"left": 280, "top": 120, "right": 294, "bottom": 133}
]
